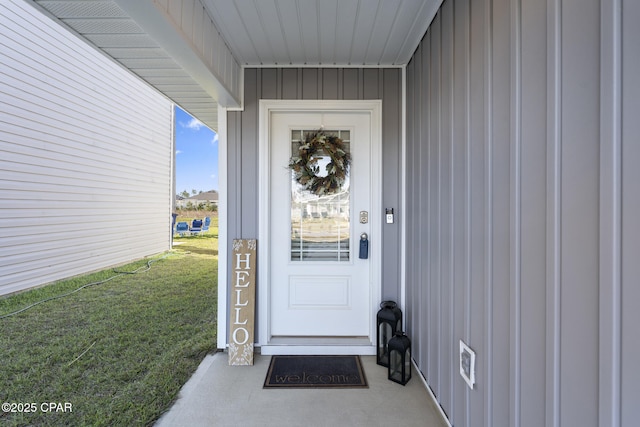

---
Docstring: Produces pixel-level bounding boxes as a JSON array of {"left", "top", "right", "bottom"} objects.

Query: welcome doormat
[{"left": 263, "top": 355, "right": 368, "bottom": 389}]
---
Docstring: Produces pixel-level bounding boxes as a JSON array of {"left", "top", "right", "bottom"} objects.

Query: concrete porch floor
[{"left": 155, "top": 353, "right": 449, "bottom": 427}]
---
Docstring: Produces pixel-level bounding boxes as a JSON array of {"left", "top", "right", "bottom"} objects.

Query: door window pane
[{"left": 290, "top": 130, "right": 351, "bottom": 262}]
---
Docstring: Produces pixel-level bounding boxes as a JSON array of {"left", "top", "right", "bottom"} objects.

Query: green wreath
[{"left": 288, "top": 130, "right": 351, "bottom": 196}]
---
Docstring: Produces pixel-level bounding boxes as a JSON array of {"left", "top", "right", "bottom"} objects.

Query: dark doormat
[{"left": 263, "top": 355, "right": 368, "bottom": 389}]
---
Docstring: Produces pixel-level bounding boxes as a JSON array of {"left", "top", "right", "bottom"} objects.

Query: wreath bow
[{"left": 288, "top": 130, "right": 351, "bottom": 195}]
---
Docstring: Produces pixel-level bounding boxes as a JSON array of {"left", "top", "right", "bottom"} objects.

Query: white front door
[{"left": 260, "top": 101, "right": 381, "bottom": 353}]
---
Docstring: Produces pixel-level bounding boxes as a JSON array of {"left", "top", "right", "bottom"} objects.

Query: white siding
[{"left": 0, "top": 0, "right": 173, "bottom": 295}]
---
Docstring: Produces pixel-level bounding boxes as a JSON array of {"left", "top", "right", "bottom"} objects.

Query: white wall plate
[{"left": 459, "top": 340, "right": 476, "bottom": 389}]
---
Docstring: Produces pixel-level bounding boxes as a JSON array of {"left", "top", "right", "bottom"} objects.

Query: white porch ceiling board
[
  {"left": 132, "top": 68, "right": 191, "bottom": 78},
  {"left": 316, "top": 0, "right": 339, "bottom": 65},
  {"left": 378, "top": 1, "right": 426, "bottom": 64},
  {"left": 392, "top": 0, "right": 443, "bottom": 64},
  {"left": 102, "top": 47, "right": 168, "bottom": 59},
  {"left": 296, "top": 0, "right": 321, "bottom": 63},
  {"left": 139, "top": 76, "right": 198, "bottom": 86},
  {"left": 202, "top": 0, "right": 442, "bottom": 66},
  {"left": 203, "top": 0, "right": 256, "bottom": 65},
  {"left": 34, "top": 1, "right": 127, "bottom": 18},
  {"left": 60, "top": 18, "right": 143, "bottom": 34},
  {"left": 333, "top": 0, "right": 359, "bottom": 64},
  {"left": 254, "top": 0, "right": 293, "bottom": 65},
  {"left": 365, "top": 1, "right": 402, "bottom": 64},
  {"left": 275, "top": 0, "right": 308, "bottom": 65},
  {"left": 81, "top": 33, "right": 159, "bottom": 48},
  {"left": 348, "top": 1, "right": 380, "bottom": 65},
  {"left": 115, "top": 58, "right": 182, "bottom": 69},
  {"left": 234, "top": 1, "right": 275, "bottom": 64}
]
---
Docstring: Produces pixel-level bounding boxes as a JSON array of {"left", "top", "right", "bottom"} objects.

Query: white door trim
[{"left": 258, "top": 99, "right": 382, "bottom": 355}]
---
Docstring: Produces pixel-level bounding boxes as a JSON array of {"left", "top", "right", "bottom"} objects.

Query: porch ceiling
[
  {"left": 202, "top": 0, "right": 442, "bottom": 66},
  {"left": 28, "top": 0, "right": 442, "bottom": 131}
]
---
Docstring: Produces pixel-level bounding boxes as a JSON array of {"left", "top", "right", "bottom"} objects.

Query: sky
[{"left": 174, "top": 106, "right": 218, "bottom": 195}]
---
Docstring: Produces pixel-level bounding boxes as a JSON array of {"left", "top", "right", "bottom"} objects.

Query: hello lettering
[
  {"left": 229, "top": 240, "right": 256, "bottom": 365},
  {"left": 232, "top": 253, "right": 251, "bottom": 344}
]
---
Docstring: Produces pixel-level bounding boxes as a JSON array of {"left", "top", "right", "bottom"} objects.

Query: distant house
[{"left": 176, "top": 191, "right": 218, "bottom": 209}]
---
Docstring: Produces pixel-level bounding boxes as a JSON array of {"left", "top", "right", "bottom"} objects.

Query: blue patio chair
[
  {"left": 175, "top": 221, "right": 189, "bottom": 237},
  {"left": 203, "top": 216, "right": 211, "bottom": 232},
  {"left": 190, "top": 219, "right": 203, "bottom": 235}
]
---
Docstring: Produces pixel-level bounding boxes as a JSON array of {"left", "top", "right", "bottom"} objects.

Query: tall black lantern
[
  {"left": 376, "top": 301, "right": 402, "bottom": 367},
  {"left": 388, "top": 331, "right": 412, "bottom": 385}
]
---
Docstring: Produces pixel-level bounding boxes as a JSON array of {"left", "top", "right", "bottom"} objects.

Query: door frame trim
[{"left": 258, "top": 99, "right": 382, "bottom": 354}]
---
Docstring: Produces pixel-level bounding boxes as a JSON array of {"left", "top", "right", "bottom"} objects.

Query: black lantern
[
  {"left": 376, "top": 301, "right": 402, "bottom": 367},
  {"left": 388, "top": 331, "right": 411, "bottom": 385}
]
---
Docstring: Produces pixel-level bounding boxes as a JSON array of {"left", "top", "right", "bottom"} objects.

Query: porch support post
[{"left": 217, "top": 106, "right": 229, "bottom": 349}]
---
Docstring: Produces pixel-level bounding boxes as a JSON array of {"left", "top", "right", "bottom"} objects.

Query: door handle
[{"left": 359, "top": 233, "right": 369, "bottom": 259}]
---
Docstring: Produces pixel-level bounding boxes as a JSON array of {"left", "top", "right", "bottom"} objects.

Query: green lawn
[{"left": 0, "top": 230, "right": 218, "bottom": 426}]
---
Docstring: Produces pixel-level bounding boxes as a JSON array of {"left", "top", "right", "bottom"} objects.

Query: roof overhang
[
  {"left": 30, "top": 0, "right": 243, "bottom": 131},
  {"left": 28, "top": 0, "right": 445, "bottom": 131}
]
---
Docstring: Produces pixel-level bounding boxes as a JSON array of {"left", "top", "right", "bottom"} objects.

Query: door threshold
[
  {"left": 261, "top": 336, "right": 375, "bottom": 355},
  {"left": 269, "top": 336, "right": 372, "bottom": 346}
]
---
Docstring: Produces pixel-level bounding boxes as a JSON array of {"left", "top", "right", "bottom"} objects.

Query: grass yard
[{"left": 0, "top": 229, "right": 218, "bottom": 426}]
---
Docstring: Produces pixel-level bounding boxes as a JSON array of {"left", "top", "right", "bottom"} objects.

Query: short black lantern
[
  {"left": 388, "top": 331, "right": 411, "bottom": 385},
  {"left": 376, "top": 301, "right": 402, "bottom": 367}
]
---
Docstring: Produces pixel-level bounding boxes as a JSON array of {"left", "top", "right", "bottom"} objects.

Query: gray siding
[
  {"left": 227, "top": 68, "right": 402, "bottom": 336},
  {"left": 620, "top": 1, "right": 640, "bottom": 424},
  {"left": 406, "top": 0, "right": 638, "bottom": 426},
  {"left": 0, "top": 1, "right": 173, "bottom": 295}
]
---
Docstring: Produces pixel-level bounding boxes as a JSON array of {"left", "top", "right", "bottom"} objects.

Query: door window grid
[{"left": 290, "top": 130, "right": 351, "bottom": 262}]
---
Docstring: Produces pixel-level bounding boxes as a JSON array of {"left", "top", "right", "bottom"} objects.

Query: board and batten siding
[
  {"left": 0, "top": 1, "right": 174, "bottom": 296},
  {"left": 406, "top": 0, "right": 639, "bottom": 426},
  {"left": 226, "top": 68, "right": 402, "bottom": 340}
]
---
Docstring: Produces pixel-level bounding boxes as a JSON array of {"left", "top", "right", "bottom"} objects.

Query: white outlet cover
[{"left": 459, "top": 340, "right": 476, "bottom": 389}]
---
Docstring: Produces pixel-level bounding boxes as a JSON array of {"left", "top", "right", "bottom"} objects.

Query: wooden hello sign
[{"left": 229, "top": 239, "right": 257, "bottom": 366}]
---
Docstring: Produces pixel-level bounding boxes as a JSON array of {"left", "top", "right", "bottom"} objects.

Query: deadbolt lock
[{"left": 359, "top": 211, "right": 368, "bottom": 224}]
